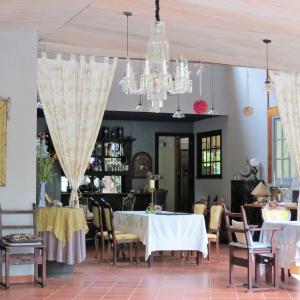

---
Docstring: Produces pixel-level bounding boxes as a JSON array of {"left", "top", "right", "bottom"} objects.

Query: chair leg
[
  {"left": 196, "top": 251, "right": 202, "bottom": 265},
  {"left": 255, "top": 256, "right": 259, "bottom": 283},
  {"left": 266, "top": 263, "right": 272, "bottom": 284},
  {"left": 247, "top": 253, "right": 253, "bottom": 292},
  {"left": 5, "top": 249, "right": 9, "bottom": 289},
  {"left": 216, "top": 240, "right": 220, "bottom": 262},
  {"left": 186, "top": 251, "right": 191, "bottom": 262},
  {"left": 129, "top": 243, "right": 132, "bottom": 263},
  {"left": 274, "top": 251, "right": 280, "bottom": 289},
  {"left": 113, "top": 242, "right": 117, "bottom": 267},
  {"left": 229, "top": 247, "right": 234, "bottom": 287},
  {"left": 135, "top": 241, "right": 138, "bottom": 265},
  {"left": 207, "top": 241, "right": 211, "bottom": 261},
  {"left": 95, "top": 233, "right": 99, "bottom": 259},
  {"left": 101, "top": 235, "right": 105, "bottom": 261},
  {"left": 34, "top": 249, "right": 38, "bottom": 285},
  {"left": 42, "top": 247, "right": 46, "bottom": 287},
  {"left": 280, "top": 268, "right": 285, "bottom": 282},
  {"left": 107, "top": 242, "right": 111, "bottom": 263}
]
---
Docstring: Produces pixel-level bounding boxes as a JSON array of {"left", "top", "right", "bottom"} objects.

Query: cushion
[
  {"left": 209, "top": 205, "right": 223, "bottom": 231},
  {"left": 262, "top": 208, "right": 291, "bottom": 222},
  {"left": 2, "top": 234, "right": 42, "bottom": 244},
  {"left": 115, "top": 233, "right": 139, "bottom": 241},
  {"left": 231, "top": 220, "right": 251, "bottom": 245},
  {"left": 207, "top": 233, "right": 217, "bottom": 240},
  {"left": 99, "top": 230, "right": 123, "bottom": 237}
]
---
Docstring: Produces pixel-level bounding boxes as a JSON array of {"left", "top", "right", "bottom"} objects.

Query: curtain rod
[{"left": 37, "top": 41, "right": 265, "bottom": 70}]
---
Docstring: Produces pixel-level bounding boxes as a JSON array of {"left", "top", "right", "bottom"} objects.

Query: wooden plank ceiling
[{"left": 0, "top": 0, "right": 299, "bottom": 71}]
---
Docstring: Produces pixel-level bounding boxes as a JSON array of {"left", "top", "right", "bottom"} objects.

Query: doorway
[{"left": 155, "top": 133, "right": 194, "bottom": 212}]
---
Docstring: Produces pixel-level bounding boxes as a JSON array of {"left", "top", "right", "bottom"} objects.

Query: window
[
  {"left": 268, "top": 107, "right": 294, "bottom": 186},
  {"left": 272, "top": 117, "right": 294, "bottom": 185},
  {"left": 197, "top": 130, "right": 222, "bottom": 178}
]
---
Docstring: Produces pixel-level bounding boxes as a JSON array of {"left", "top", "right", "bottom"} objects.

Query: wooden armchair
[
  {"left": 100, "top": 200, "right": 139, "bottom": 267},
  {"left": 0, "top": 204, "right": 46, "bottom": 289},
  {"left": 225, "top": 206, "right": 280, "bottom": 292}
]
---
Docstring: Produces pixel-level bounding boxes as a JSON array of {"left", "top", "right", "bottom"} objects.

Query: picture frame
[
  {"left": 0, "top": 99, "right": 7, "bottom": 186},
  {"left": 132, "top": 152, "right": 152, "bottom": 178}
]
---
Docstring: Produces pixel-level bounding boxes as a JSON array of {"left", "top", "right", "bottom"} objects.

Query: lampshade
[{"left": 251, "top": 182, "right": 269, "bottom": 196}]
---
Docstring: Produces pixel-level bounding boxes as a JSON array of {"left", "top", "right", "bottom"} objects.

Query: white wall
[{"left": 0, "top": 32, "right": 37, "bottom": 275}]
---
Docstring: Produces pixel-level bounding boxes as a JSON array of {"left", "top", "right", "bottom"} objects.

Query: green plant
[{"left": 36, "top": 133, "right": 56, "bottom": 182}]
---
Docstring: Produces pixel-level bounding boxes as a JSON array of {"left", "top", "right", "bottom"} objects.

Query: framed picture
[
  {"left": 0, "top": 100, "right": 7, "bottom": 186},
  {"left": 132, "top": 152, "right": 152, "bottom": 178}
]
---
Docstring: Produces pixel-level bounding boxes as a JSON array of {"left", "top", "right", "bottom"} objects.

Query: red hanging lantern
[{"left": 193, "top": 99, "right": 208, "bottom": 115}]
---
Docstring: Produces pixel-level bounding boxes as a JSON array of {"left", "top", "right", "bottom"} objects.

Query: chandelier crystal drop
[
  {"left": 173, "top": 95, "right": 185, "bottom": 119},
  {"left": 120, "top": 1, "right": 192, "bottom": 112}
]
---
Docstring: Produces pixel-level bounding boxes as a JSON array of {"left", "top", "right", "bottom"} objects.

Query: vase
[{"left": 38, "top": 181, "right": 47, "bottom": 207}]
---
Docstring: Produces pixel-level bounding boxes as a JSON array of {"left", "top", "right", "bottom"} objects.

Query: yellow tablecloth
[{"left": 36, "top": 207, "right": 89, "bottom": 247}]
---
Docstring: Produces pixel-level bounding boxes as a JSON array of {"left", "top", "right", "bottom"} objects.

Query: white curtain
[
  {"left": 271, "top": 71, "right": 300, "bottom": 219},
  {"left": 38, "top": 53, "right": 117, "bottom": 208}
]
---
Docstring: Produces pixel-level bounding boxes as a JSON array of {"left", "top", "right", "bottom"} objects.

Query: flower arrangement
[{"left": 36, "top": 133, "right": 56, "bottom": 182}]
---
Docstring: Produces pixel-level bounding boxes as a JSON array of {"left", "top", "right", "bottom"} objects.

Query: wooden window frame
[
  {"left": 267, "top": 107, "right": 279, "bottom": 184},
  {"left": 197, "top": 130, "right": 222, "bottom": 179}
]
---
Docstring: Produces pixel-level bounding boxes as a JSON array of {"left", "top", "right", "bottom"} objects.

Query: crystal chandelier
[{"left": 120, "top": 0, "right": 192, "bottom": 113}]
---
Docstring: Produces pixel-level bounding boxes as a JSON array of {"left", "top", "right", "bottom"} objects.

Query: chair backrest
[
  {"left": 99, "top": 200, "right": 116, "bottom": 239},
  {"left": 90, "top": 198, "right": 103, "bottom": 231},
  {"left": 155, "top": 189, "right": 168, "bottom": 208},
  {"left": 208, "top": 201, "right": 224, "bottom": 233},
  {"left": 224, "top": 206, "right": 253, "bottom": 247},
  {"left": 0, "top": 204, "right": 37, "bottom": 238},
  {"left": 193, "top": 199, "right": 207, "bottom": 215},
  {"left": 261, "top": 205, "right": 291, "bottom": 222},
  {"left": 122, "top": 193, "right": 136, "bottom": 211}
]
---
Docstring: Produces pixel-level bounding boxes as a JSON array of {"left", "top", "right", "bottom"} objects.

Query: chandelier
[{"left": 120, "top": 0, "right": 192, "bottom": 113}]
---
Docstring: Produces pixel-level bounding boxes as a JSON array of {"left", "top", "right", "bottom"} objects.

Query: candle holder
[{"left": 145, "top": 173, "right": 161, "bottom": 214}]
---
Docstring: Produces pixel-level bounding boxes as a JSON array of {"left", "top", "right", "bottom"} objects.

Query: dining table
[
  {"left": 260, "top": 221, "right": 300, "bottom": 269},
  {"left": 114, "top": 211, "right": 208, "bottom": 266}
]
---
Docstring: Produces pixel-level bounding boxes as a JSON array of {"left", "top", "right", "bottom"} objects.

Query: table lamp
[{"left": 251, "top": 182, "right": 269, "bottom": 203}]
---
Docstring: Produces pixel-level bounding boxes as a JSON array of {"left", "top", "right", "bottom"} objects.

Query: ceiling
[{"left": 1, "top": 0, "right": 300, "bottom": 71}]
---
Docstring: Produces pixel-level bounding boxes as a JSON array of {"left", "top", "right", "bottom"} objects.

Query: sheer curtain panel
[
  {"left": 271, "top": 71, "right": 300, "bottom": 219},
  {"left": 38, "top": 53, "right": 117, "bottom": 208}
]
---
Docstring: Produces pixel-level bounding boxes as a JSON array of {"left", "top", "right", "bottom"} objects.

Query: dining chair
[
  {"left": 225, "top": 206, "right": 280, "bottom": 292},
  {"left": 100, "top": 200, "right": 139, "bottom": 267},
  {"left": 155, "top": 189, "right": 168, "bottom": 209},
  {"left": 0, "top": 204, "right": 46, "bottom": 289},
  {"left": 207, "top": 199, "right": 224, "bottom": 261},
  {"left": 259, "top": 204, "right": 291, "bottom": 282},
  {"left": 193, "top": 199, "right": 208, "bottom": 215},
  {"left": 121, "top": 193, "right": 136, "bottom": 211},
  {"left": 90, "top": 198, "right": 123, "bottom": 260}
]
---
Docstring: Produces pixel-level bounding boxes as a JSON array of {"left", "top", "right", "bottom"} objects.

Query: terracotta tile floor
[{"left": 1, "top": 244, "right": 300, "bottom": 299}]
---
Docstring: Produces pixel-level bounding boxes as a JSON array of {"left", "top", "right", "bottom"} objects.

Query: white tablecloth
[
  {"left": 260, "top": 221, "right": 300, "bottom": 268},
  {"left": 114, "top": 211, "right": 208, "bottom": 261}
]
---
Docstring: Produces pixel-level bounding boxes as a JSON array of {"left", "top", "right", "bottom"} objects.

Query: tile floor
[{"left": 1, "top": 244, "right": 300, "bottom": 300}]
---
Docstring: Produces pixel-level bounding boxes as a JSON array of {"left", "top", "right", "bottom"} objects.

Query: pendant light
[
  {"left": 207, "top": 64, "right": 218, "bottom": 115},
  {"left": 243, "top": 68, "right": 254, "bottom": 117},
  {"left": 263, "top": 39, "right": 272, "bottom": 107},
  {"left": 120, "top": 12, "right": 138, "bottom": 95},
  {"left": 173, "top": 94, "right": 185, "bottom": 119},
  {"left": 135, "top": 58, "right": 145, "bottom": 111}
]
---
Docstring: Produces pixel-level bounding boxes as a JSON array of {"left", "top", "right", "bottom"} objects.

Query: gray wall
[
  {"left": 0, "top": 32, "right": 37, "bottom": 276},
  {"left": 194, "top": 66, "right": 276, "bottom": 208}
]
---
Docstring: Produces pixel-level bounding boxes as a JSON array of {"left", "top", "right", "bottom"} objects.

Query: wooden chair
[
  {"left": 100, "top": 200, "right": 139, "bottom": 267},
  {"left": 207, "top": 200, "right": 224, "bottom": 261},
  {"left": 90, "top": 198, "right": 123, "bottom": 260},
  {"left": 155, "top": 189, "right": 168, "bottom": 209},
  {"left": 193, "top": 199, "right": 208, "bottom": 215},
  {"left": 0, "top": 204, "right": 46, "bottom": 289},
  {"left": 225, "top": 206, "right": 280, "bottom": 292},
  {"left": 121, "top": 193, "right": 136, "bottom": 211},
  {"left": 259, "top": 204, "right": 291, "bottom": 282}
]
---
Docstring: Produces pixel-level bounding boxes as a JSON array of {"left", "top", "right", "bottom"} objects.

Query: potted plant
[{"left": 36, "top": 133, "right": 56, "bottom": 207}]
